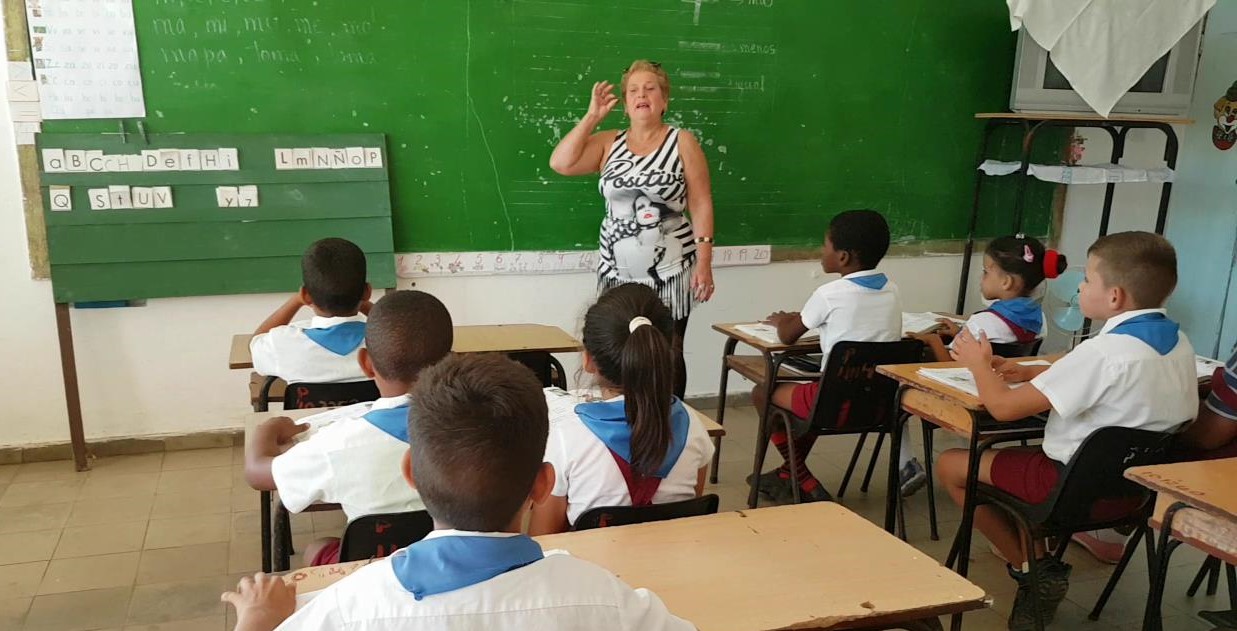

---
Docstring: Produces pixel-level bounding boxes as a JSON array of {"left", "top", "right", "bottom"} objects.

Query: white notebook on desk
[
  {"left": 903, "top": 312, "right": 967, "bottom": 335},
  {"left": 917, "top": 361, "right": 1052, "bottom": 398},
  {"left": 734, "top": 323, "right": 819, "bottom": 346}
]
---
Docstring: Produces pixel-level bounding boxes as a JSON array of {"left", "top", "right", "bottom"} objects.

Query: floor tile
[
  {"left": 226, "top": 539, "right": 262, "bottom": 576},
  {"left": 155, "top": 469, "right": 232, "bottom": 496},
  {"left": 55, "top": 521, "right": 148, "bottom": 559},
  {"left": 122, "top": 615, "right": 225, "bottom": 631},
  {"left": 39, "top": 552, "right": 141, "bottom": 595},
  {"left": 229, "top": 488, "right": 258, "bottom": 513},
  {"left": 24, "top": 587, "right": 132, "bottom": 631},
  {"left": 126, "top": 577, "right": 230, "bottom": 626},
  {"left": 160, "top": 449, "right": 233, "bottom": 472},
  {"left": 13, "top": 461, "right": 86, "bottom": 484},
  {"left": 149, "top": 489, "right": 232, "bottom": 520},
  {"left": 67, "top": 496, "right": 155, "bottom": 528},
  {"left": 136, "top": 544, "right": 228, "bottom": 586},
  {"left": 0, "top": 464, "right": 17, "bottom": 484},
  {"left": 0, "top": 479, "right": 84, "bottom": 507},
  {"left": 78, "top": 473, "right": 159, "bottom": 501},
  {"left": 0, "top": 503, "right": 72, "bottom": 535},
  {"left": 144, "top": 515, "right": 230, "bottom": 550},
  {"left": 0, "top": 596, "right": 31, "bottom": 630},
  {"left": 0, "top": 530, "right": 60, "bottom": 565},
  {"left": 0, "top": 560, "right": 47, "bottom": 598},
  {"left": 88, "top": 453, "right": 164, "bottom": 478}
]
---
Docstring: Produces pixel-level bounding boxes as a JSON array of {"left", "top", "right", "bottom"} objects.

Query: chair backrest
[
  {"left": 573, "top": 494, "right": 720, "bottom": 531},
  {"left": 803, "top": 340, "right": 924, "bottom": 433},
  {"left": 507, "top": 351, "right": 567, "bottom": 389},
  {"left": 283, "top": 380, "right": 380, "bottom": 410},
  {"left": 339, "top": 510, "right": 435, "bottom": 562},
  {"left": 1035, "top": 426, "right": 1176, "bottom": 527},
  {"left": 991, "top": 338, "right": 1044, "bottom": 359}
]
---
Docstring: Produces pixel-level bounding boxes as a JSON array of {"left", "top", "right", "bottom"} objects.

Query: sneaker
[
  {"left": 1007, "top": 558, "right": 1072, "bottom": 631},
  {"left": 745, "top": 469, "right": 790, "bottom": 500},
  {"left": 1071, "top": 530, "right": 1127, "bottom": 565},
  {"left": 900, "top": 458, "right": 928, "bottom": 497},
  {"left": 796, "top": 479, "right": 834, "bottom": 503}
]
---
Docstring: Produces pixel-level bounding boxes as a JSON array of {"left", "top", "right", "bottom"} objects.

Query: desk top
[
  {"left": 712, "top": 322, "right": 820, "bottom": 354},
  {"left": 1127, "top": 457, "right": 1237, "bottom": 524},
  {"left": 285, "top": 504, "right": 987, "bottom": 630},
  {"left": 230, "top": 324, "right": 582, "bottom": 369}
]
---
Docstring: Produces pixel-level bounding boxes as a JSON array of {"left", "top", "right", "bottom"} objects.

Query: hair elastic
[
  {"left": 628, "top": 316, "right": 653, "bottom": 333},
  {"left": 1042, "top": 250, "right": 1061, "bottom": 279},
  {"left": 1022, "top": 245, "right": 1034, "bottom": 263}
]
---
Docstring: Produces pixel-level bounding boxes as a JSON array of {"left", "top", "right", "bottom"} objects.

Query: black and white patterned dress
[{"left": 597, "top": 126, "right": 696, "bottom": 320}]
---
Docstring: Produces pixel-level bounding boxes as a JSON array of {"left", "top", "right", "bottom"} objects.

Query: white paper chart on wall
[
  {"left": 25, "top": 0, "right": 146, "bottom": 120},
  {"left": 397, "top": 245, "right": 771, "bottom": 278}
]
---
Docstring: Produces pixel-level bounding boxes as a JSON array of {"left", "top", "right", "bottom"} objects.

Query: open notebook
[
  {"left": 735, "top": 312, "right": 966, "bottom": 346},
  {"left": 917, "top": 361, "right": 1052, "bottom": 398},
  {"left": 733, "top": 323, "right": 818, "bottom": 346},
  {"left": 903, "top": 312, "right": 967, "bottom": 335}
]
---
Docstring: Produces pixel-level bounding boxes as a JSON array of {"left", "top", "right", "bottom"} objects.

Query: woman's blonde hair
[{"left": 621, "top": 60, "right": 670, "bottom": 96}]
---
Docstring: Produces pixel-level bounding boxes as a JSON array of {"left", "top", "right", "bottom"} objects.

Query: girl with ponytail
[
  {"left": 528, "top": 283, "right": 715, "bottom": 535},
  {"left": 912, "top": 234, "right": 1067, "bottom": 362}
]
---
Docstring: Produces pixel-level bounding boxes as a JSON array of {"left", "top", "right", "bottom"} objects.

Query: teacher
[{"left": 549, "top": 60, "right": 716, "bottom": 398}]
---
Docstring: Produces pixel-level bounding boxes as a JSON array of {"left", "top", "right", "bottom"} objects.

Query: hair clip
[
  {"left": 1023, "top": 245, "right": 1034, "bottom": 263},
  {"left": 628, "top": 316, "right": 653, "bottom": 333}
]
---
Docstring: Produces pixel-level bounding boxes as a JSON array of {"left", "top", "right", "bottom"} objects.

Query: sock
[{"left": 898, "top": 431, "right": 914, "bottom": 468}]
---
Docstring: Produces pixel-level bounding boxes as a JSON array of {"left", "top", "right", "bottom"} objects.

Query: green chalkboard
[
  {"left": 38, "top": 133, "right": 397, "bottom": 303},
  {"left": 43, "top": 1, "right": 1052, "bottom": 252}
]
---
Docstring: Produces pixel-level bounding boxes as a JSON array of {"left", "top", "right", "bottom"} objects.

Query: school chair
[
  {"left": 250, "top": 373, "right": 285, "bottom": 412},
  {"left": 256, "top": 378, "right": 381, "bottom": 412},
  {"left": 953, "top": 426, "right": 1175, "bottom": 631},
  {"left": 508, "top": 351, "right": 568, "bottom": 389},
  {"left": 749, "top": 340, "right": 924, "bottom": 509},
  {"left": 573, "top": 494, "right": 720, "bottom": 531},
  {"left": 339, "top": 510, "right": 435, "bottom": 562},
  {"left": 1181, "top": 556, "right": 1237, "bottom": 629}
]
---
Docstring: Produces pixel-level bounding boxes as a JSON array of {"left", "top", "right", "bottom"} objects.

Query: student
[
  {"left": 941, "top": 231, "right": 1196, "bottom": 631},
  {"left": 750, "top": 209, "right": 915, "bottom": 502},
  {"left": 528, "top": 283, "right": 715, "bottom": 535},
  {"left": 243, "top": 290, "right": 453, "bottom": 566},
  {"left": 223, "top": 354, "right": 695, "bottom": 631},
  {"left": 250, "top": 238, "right": 374, "bottom": 384},
  {"left": 1179, "top": 344, "right": 1237, "bottom": 458},
  {"left": 911, "top": 235, "right": 1065, "bottom": 362}
]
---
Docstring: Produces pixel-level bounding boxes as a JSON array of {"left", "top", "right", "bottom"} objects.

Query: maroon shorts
[
  {"left": 790, "top": 381, "right": 820, "bottom": 419},
  {"left": 309, "top": 538, "right": 341, "bottom": 566},
  {"left": 989, "top": 448, "right": 1063, "bottom": 505}
]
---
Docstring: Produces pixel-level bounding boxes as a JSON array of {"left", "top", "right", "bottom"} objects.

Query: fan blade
[
  {"left": 1048, "top": 270, "right": 1085, "bottom": 303},
  {"left": 1052, "top": 305, "right": 1085, "bottom": 332}
]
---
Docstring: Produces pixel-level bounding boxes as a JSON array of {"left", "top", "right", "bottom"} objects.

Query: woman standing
[{"left": 550, "top": 60, "right": 716, "bottom": 398}]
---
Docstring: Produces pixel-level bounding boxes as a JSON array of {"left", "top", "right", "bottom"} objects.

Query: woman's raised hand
[{"left": 587, "top": 81, "right": 619, "bottom": 121}]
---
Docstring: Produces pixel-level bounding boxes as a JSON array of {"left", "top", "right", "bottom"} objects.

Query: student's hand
[
  {"left": 935, "top": 319, "right": 961, "bottom": 337},
  {"left": 906, "top": 331, "right": 940, "bottom": 344},
  {"left": 586, "top": 81, "right": 618, "bottom": 121},
  {"left": 992, "top": 357, "right": 1032, "bottom": 383},
  {"left": 258, "top": 417, "right": 309, "bottom": 448},
  {"left": 950, "top": 328, "right": 993, "bottom": 371},
  {"left": 221, "top": 573, "right": 297, "bottom": 631},
  {"left": 764, "top": 311, "right": 798, "bottom": 326}
]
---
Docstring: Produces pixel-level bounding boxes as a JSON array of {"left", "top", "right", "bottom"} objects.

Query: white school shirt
[
  {"left": 544, "top": 392, "right": 716, "bottom": 525},
  {"left": 955, "top": 311, "right": 1036, "bottom": 346},
  {"left": 799, "top": 269, "right": 903, "bottom": 359},
  {"left": 278, "top": 530, "right": 695, "bottom": 631},
  {"left": 1030, "top": 309, "right": 1197, "bottom": 463},
  {"left": 270, "top": 394, "right": 423, "bottom": 521},
  {"left": 250, "top": 314, "right": 368, "bottom": 384}
]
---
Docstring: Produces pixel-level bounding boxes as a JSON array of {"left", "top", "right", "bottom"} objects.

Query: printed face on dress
[
  {"left": 633, "top": 195, "right": 662, "bottom": 227},
  {"left": 625, "top": 70, "right": 667, "bottom": 121}
]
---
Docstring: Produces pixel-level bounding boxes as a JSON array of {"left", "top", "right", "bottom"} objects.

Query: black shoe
[
  {"left": 745, "top": 470, "right": 790, "bottom": 500},
  {"left": 1007, "top": 558, "right": 1072, "bottom": 630},
  {"left": 796, "top": 482, "right": 834, "bottom": 503}
]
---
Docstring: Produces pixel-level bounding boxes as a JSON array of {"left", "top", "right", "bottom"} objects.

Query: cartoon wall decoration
[{"left": 1214, "top": 81, "right": 1237, "bottom": 151}]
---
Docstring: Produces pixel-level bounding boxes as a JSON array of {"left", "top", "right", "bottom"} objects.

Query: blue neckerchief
[
  {"left": 391, "top": 534, "right": 544, "bottom": 600},
  {"left": 303, "top": 321, "right": 366, "bottom": 356},
  {"left": 985, "top": 297, "right": 1043, "bottom": 335},
  {"left": 362, "top": 404, "right": 411, "bottom": 442},
  {"left": 1109, "top": 312, "right": 1180, "bottom": 355},
  {"left": 575, "top": 398, "right": 690, "bottom": 478},
  {"left": 846, "top": 273, "right": 888, "bottom": 290}
]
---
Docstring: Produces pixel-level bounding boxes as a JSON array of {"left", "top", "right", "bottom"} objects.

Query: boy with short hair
[
  {"left": 243, "top": 290, "right": 454, "bottom": 566},
  {"left": 225, "top": 354, "right": 694, "bottom": 631},
  {"left": 751, "top": 209, "right": 914, "bottom": 502},
  {"left": 250, "top": 238, "right": 374, "bottom": 384},
  {"left": 943, "top": 231, "right": 1197, "bottom": 631}
]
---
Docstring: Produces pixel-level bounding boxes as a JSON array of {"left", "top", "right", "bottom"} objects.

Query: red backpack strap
[
  {"left": 979, "top": 310, "right": 1040, "bottom": 344},
  {"left": 607, "top": 449, "right": 662, "bottom": 507}
]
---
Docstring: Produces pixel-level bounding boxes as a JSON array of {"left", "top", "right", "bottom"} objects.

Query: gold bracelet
[{"left": 694, "top": 236, "right": 714, "bottom": 244}]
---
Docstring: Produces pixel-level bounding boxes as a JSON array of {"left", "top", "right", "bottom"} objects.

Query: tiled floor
[{"left": 0, "top": 406, "right": 1228, "bottom": 631}]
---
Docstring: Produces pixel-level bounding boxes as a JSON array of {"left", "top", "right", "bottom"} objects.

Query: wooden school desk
[
  {"left": 1127, "top": 458, "right": 1237, "bottom": 630},
  {"left": 710, "top": 323, "right": 820, "bottom": 483},
  {"left": 876, "top": 358, "right": 1055, "bottom": 578},
  {"left": 283, "top": 503, "right": 988, "bottom": 631},
  {"left": 242, "top": 402, "right": 726, "bottom": 574}
]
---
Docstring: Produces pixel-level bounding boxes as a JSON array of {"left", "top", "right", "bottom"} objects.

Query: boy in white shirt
[
  {"left": 943, "top": 231, "right": 1196, "bottom": 631},
  {"left": 243, "top": 290, "right": 454, "bottom": 566},
  {"left": 753, "top": 210, "right": 908, "bottom": 502},
  {"left": 224, "top": 354, "right": 695, "bottom": 631},
  {"left": 250, "top": 238, "right": 374, "bottom": 385}
]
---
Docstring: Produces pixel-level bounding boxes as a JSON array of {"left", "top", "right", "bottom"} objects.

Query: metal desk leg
[
  {"left": 1144, "top": 502, "right": 1189, "bottom": 631},
  {"left": 710, "top": 337, "right": 739, "bottom": 484},
  {"left": 748, "top": 351, "right": 784, "bottom": 508},
  {"left": 884, "top": 388, "right": 909, "bottom": 533},
  {"left": 260, "top": 489, "right": 272, "bottom": 573},
  {"left": 946, "top": 420, "right": 982, "bottom": 574}
]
